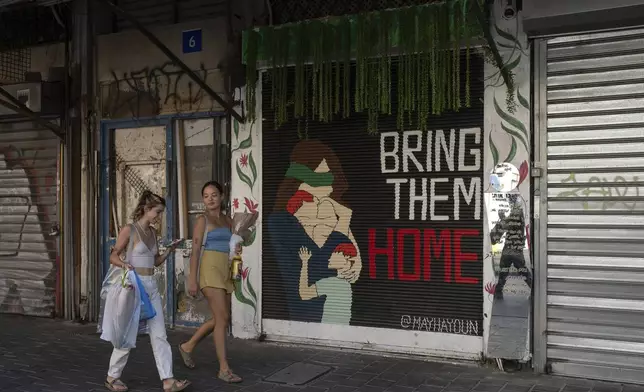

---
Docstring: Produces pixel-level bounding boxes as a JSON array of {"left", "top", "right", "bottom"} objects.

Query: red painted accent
[
  {"left": 423, "top": 229, "right": 452, "bottom": 282},
  {"left": 397, "top": 229, "right": 421, "bottom": 281},
  {"left": 286, "top": 190, "right": 314, "bottom": 215},
  {"left": 368, "top": 228, "right": 394, "bottom": 279},
  {"left": 334, "top": 243, "right": 358, "bottom": 258},
  {"left": 453, "top": 229, "right": 480, "bottom": 284},
  {"left": 368, "top": 228, "right": 481, "bottom": 283}
]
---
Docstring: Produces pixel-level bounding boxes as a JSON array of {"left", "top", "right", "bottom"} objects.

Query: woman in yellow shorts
[{"left": 178, "top": 181, "right": 242, "bottom": 383}]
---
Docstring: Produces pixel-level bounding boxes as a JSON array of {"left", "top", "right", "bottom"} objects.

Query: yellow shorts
[{"left": 199, "top": 250, "right": 234, "bottom": 294}]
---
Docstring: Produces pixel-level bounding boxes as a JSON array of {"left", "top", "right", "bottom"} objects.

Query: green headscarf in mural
[{"left": 285, "top": 162, "right": 334, "bottom": 187}]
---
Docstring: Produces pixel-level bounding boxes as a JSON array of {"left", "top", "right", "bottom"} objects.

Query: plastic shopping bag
[
  {"left": 133, "top": 272, "right": 156, "bottom": 321},
  {"left": 97, "top": 266, "right": 150, "bottom": 335},
  {"left": 100, "top": 270, "right": 141, "bottom": 349},
  {"left": 97, "top": 266, "right": 127, "bottom": 334}
]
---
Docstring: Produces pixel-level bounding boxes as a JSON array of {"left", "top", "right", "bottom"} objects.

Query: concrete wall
[{"left": 97, "top": 18, "right": 227, "bottom": 119}]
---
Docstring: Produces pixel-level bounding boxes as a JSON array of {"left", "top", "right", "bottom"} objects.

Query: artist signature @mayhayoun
[{"left": 400, "top": 315, "right": 480, "bottom": 336}]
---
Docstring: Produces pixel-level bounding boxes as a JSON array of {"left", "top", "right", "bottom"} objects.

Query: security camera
[{"left": 503, "top": 0, "right": 516, "bottom": 19}]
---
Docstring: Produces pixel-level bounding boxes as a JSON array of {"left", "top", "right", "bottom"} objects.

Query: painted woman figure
[{"left": 266, "top": 139, "right": 362, "bottom": 323}]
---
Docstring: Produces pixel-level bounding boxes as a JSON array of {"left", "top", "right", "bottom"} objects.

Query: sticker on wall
[{"left": 484, "top": 162, "right": 532, "bottom": 360}]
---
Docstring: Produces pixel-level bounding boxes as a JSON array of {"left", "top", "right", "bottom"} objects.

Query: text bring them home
[{"left": 369, "top": 128, "right": 483, "bottom": 285}]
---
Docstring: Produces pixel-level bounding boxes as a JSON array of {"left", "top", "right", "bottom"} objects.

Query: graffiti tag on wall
[
  {"left": 556, "top": 173, "right": 642, "bottom": 210},
  {"left": 101, "top": 61, "right": 221, "bottom": 119}
]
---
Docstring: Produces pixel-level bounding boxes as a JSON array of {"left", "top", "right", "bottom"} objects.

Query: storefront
[
  {"left": 260, "top": 58, "right": 485, "bottom": 357},
  {"left": 232, "top": 0, "right": 534, "bottom": 361},
  {"left": 533, "top": 27, "right": 644, "bottom": 383}
]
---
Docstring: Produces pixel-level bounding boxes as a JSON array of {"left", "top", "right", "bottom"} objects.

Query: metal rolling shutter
[
  {"left": 261, "top": 54, "right": 484, "bottom": 337},
  {"left": 0, "top": 119, "right": 60, "bottom": 317},
  {"left": 545, "top": 28, "right": 644, "bottom": 383}
]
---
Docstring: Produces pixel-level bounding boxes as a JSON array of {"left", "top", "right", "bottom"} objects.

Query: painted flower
[
  {"left": 232, "top": 198, "right": 239, "bottom": 210},
  {"left": 239, "top": 153, "right": 249, "bottom": 167},
  {"left": 518, "top": 160, "right": 529, "bottom": 186},
  {"left": 244, "top": 197, "right": 258, "bottom": 213},
  {"left": 485, "top": 282, "right": 496, "bottom": 295},
  {"left": 241, "top": 267, "right": 249, "bottom": 280}
]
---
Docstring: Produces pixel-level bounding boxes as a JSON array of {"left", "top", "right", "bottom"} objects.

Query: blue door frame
[{"left": 99, "top": 112, "right": 225, "bottom": 327}]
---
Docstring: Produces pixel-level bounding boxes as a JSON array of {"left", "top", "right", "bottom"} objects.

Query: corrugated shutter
[
  {"left": 261, "top": 54, "right": 485, "bottom": 338},
  {"left": 0, "top": 118, "right": 60, "bottom": 317},
  {"left": 115, "top": 0, "right": 227, "bottom": 31},
  {"left": 545, "top": 28, "right": 644, "bottom": 383}
]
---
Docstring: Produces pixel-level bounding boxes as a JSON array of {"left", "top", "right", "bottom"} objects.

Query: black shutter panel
[{"left": 262, "top": 53, "right": 484, "bottom": 336}]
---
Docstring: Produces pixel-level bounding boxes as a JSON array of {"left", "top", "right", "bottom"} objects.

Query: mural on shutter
[{"left": 262, "top": 55, "right": 484, "bottom": 335}]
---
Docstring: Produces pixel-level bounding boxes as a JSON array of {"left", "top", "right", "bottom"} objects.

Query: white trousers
[{"left": 107, "top": 275, "right": 173, "bottom": 380}]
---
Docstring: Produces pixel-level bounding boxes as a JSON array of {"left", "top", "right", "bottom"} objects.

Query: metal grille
[
  {"left": 115, "top": 152, "right": 149, "bottom": 196},
  {"left": 261, "top": 55, "right": 485, "bottom": 342},
  {"left": 0, "top": 48, "right": 30, "bottom": 83},
  {"left": 544, "top": 28, "right": 644, "bottom": 384},
  {"left": 271, "top": 0, "right": 438, "bottom": 24}
]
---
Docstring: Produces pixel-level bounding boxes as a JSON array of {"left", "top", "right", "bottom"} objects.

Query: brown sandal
[
  {"left": 218, "top": 369, "right": 242, "bottom": 383},
  {"left": 178, "top": 344, "right": 196, "bottom": 369},
  {"left": 105, "top": 378, "right": 128, "bottom": 392},
  {"left": 163, "top": 379, "right": 191, "bottom": 392}
]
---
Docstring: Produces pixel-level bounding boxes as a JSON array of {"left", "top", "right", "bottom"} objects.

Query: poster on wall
[{"left": 262, "top": 58, "right": 485, "bottom": 337}]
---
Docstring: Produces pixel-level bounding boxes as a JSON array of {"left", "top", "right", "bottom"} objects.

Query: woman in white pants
[{"left": 105, "top": 191, "right": 190, "bottom": 392}]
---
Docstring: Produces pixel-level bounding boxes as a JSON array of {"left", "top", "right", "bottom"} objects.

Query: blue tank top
[{"left": 204, "top": 227, "right": 232, "bottom": 253}]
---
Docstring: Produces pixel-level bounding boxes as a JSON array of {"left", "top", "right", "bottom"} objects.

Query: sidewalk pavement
[{"left": 0, "top": 315, "right": 639, "bottom": 392}]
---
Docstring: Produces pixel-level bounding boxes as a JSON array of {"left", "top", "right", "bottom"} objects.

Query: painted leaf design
[
  {"left": 249, "top": 151, "right": 258, "bottom": 186},
  {"left": 495, "top": 25, "right": 522, "bottom": 50},
  {"left": 494, "top": 97, "right": 528, "bottom": 141},
  {"left": 246, "top": 279, "right": 258, "bottom": 302},
  {"left": 518, "top": 89, "right": 530, "bottom": 110},
  {"left": 497, "top": 42, "right": 517, "bottom": 50},
  {"left": 501, "top": 123, "right": 528, "bottom": 153},
  {"left": 505, "top": 136, "right": 517, "bottom": 163},
  {"left": 232, "top": 132, "right": 252, "bottom": 153},
  {"left": 502, "top": 55, "right": 521, "bottom": 73},
  {"left": 236, "top": 161, "right": 253, "bottom": 190},
  {"left": 243, "top": 228, "right": 256, "bottom": 247},
  {"left": 233, "top": 119, "right": 239, "bottom": 141},
  {"left": 234, "top": 281, "right": 256, "bottom": 310},
  {"left": 489, "top": 132, "right": 499, "bottom": 167}
]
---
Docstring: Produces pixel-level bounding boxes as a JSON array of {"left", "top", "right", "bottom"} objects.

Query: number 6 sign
[{"left": 182, "top": 29, "right": 202, "bottom": 54}]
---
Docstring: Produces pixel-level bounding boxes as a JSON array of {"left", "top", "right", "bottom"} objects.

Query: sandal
[
  {"left": 178, "top": 344, "right": 196, "bottom": 369},
  {"left": 163, "top": 379, "right": 191, "bottom": 392},
  {"left": 105, "top": 378, "right": 128, "bottom": 392},
  {"left": 218, "top": 369, "right": 242, "bottom": 383}
]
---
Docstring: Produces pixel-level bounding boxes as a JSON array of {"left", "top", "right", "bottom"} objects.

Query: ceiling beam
[
  {"left": 95, "top": 0, "right": 245, "bottom": 123},
  {"left": 0, "top": 87, "right": 66, "bottom": 141}
]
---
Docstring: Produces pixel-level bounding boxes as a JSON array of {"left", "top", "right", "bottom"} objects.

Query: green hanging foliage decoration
[{"left": 243, "top": 0, "right": 513, "bottom": 134}]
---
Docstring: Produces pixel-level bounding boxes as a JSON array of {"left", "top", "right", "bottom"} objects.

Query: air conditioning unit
[{"left": 0, "top": 82, "right": 63, "bottom": 117}]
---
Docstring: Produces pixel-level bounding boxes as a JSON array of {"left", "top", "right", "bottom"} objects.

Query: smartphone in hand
[{"left": 167, "top": 238, "right": 185, "bottom": 248}]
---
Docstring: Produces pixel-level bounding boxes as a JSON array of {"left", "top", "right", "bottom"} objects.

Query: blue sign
[{"left": 182, "top": 29, "right": 202, "bottom": 54}]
